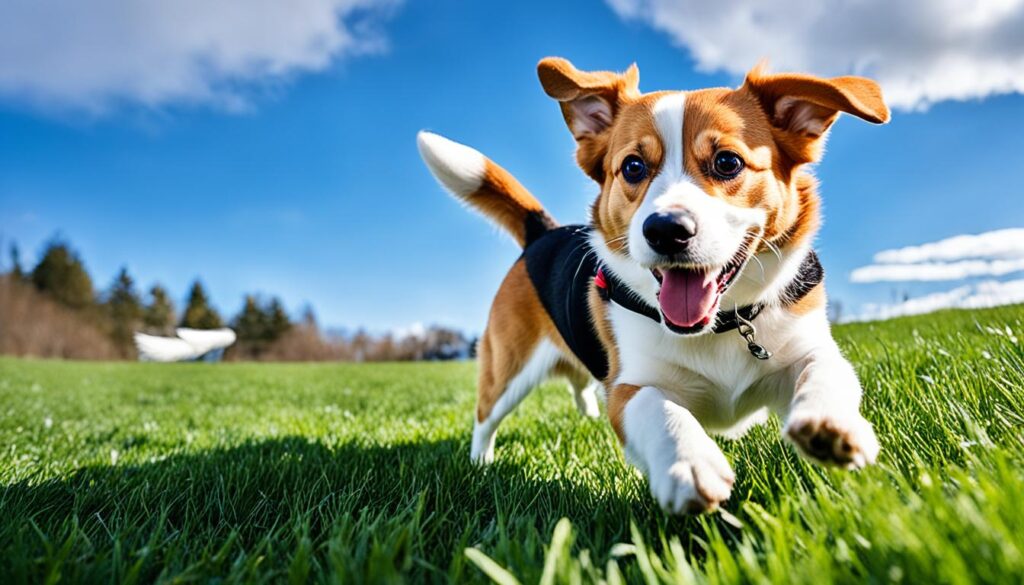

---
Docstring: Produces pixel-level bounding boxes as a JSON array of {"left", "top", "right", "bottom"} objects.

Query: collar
[{"left": 595, "top": 251, "right": 824, "bottom": 358}]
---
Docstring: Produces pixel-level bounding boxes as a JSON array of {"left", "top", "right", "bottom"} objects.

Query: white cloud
[
  {"left": 851, "top": 258, "right": 1024, "bottom": 283},
  {"left": 848, "top": 278, "right": 1024, "bottom": 322},
  {"left": 873, "top": 228, "right": 1024, "bottom": 264},
  {"left": 0, "top": 0, "right": 399, "bottom": 114},
  {"left": 606, "top": 0, "right": 1024, "bottom": 110},
  {"left": 850, "top": 228, "right": 1024, "bottom": 283}
]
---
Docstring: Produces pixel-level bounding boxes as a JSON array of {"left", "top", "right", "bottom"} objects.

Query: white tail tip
[{"left": 417, "top": 131, "right": 486, "bottom": 197}]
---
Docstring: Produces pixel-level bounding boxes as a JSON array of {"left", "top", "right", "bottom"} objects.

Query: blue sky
[{"left": 2, "top": 0, "right": 1023, "bottom": 332}]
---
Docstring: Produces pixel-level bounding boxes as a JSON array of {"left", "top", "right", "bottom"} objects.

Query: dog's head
[{"left": 538, "top": 57, "right": 889, "bottom": 335}]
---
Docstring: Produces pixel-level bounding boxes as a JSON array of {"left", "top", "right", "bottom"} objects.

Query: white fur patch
[
  {"left": 417, "top": 131, "right": 486, "bottom": 197},
  {"left": 653, "top": 92, "right": 686, "bottom": 180},
  {"left": 471, "top": 338, "right": 562, "bottom": 463},
  {"left": 609, "top": 299, "right": 835, "bottom": 430}
]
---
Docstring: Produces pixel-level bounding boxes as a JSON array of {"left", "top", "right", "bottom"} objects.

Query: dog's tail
[{"left": 417, "top": 131, "right": 557, "bottom": 248}]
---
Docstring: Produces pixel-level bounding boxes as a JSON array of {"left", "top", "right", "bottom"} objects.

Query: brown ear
[
  {"left": 744, "top": 64, "right": 890, "bottom": 164},
  {"left": 538, "top": 57, "right": 640, "bottom": 181}
]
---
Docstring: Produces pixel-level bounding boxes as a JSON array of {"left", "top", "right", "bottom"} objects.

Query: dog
[{"left": 417, "top": 57, "right": 888, "bottom": 514}]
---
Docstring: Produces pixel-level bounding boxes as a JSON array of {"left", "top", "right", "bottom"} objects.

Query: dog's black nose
[{"left": 643, "top": 211, "right": 697, "bottom": 256}]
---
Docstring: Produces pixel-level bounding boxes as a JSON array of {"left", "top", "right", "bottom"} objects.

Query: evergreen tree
[
  {"left": 9, "top": 242, "right": 23, "bottom": 280},
  {"left": 180, "top": 281, "right": 223, "bottom": 329},
  {"left": 31, "top": 239, "right": 94, "bottom": 310},
  {"left": 233, "top": 295, "right": 269, "bottom": 355},
  {"left": 266, "top": 297, "right": 292, "bottom": 340},
  {"left": 143, "top": 284, "right": 176, "bottom": 333},
  {"left": 105, "top": 267, "right": 143, "bottom": 355},
  {"left": 232, "top": 295, "right": 292, "bottom": 358}
]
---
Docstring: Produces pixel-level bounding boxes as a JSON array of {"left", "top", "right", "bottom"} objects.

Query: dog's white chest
[{"left": 608, "top": 303, "right": 827, "bottom": 427}]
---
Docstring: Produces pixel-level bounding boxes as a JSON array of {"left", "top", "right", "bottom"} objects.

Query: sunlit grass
[{"left": 1, "top": 305, "right": 1022, "bottom": 583}]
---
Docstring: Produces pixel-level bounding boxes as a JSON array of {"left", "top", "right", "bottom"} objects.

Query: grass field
[{"left": 1, "top": 306, "right": 1023, "bottom": 583}]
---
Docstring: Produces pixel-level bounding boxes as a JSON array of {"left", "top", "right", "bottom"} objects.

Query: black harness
[{"left": 522, "top": 225, "right": 824, "bottom": 380}]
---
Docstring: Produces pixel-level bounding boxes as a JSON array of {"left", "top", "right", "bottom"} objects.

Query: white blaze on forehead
[
  {"left": 627, "top": 91, "right": 702, "bottom": 267},
  {"left": 653, "top": 92, "right": 687, "bottom": 180}
]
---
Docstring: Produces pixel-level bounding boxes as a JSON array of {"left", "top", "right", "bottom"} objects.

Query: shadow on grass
[{"left": 0, "top": 436, "right": 743, "bottom": 582}]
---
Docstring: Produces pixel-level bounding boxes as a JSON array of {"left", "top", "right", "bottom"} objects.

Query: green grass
[{"left": 1, "top": 305, "right": 1023, "bottom": 584}]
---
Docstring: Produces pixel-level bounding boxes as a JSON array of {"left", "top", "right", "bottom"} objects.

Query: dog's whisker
[
  {"left": 749, "top": 254, "right": 767, "bottom": 282},
  {"left": 604, "top": 234, "right": 629, "bottom": 252}
]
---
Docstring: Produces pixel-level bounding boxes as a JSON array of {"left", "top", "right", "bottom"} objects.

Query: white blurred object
[{"left": 134, "top": 328, "right": 237, "bottom": 362}]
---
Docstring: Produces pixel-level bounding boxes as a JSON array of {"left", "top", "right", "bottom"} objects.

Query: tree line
[{"left": 1, "top": 237, "right": 473, "bottom": 361}]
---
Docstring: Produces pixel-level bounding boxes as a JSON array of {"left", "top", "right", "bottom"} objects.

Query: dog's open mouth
[{"left": 651, "top": 243, "right": 752, "bottom": 334}]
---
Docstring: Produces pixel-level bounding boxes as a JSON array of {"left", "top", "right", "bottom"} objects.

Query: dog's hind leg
[
  {"left": 557, "top": 364, "right": 601, "bottom": 419},
  {"left": 572, "top": 380, "right": 602, "bottom": 419},
  {"left": 473, "top": 337, "right": 560, "bottom": 463},
  {"left": 471, "top": 260, "right": 559, "bottom": 463}
]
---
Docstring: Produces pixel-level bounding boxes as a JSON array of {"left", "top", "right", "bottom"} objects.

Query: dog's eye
[
  {"left": 712, "top": 151, "right": 744, "bottom": 179},
  {"left": 621, "top": 155, "right": 648, "bottom": 184}
]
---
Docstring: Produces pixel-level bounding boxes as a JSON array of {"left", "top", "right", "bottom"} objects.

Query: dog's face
[{"left": 538, "top": 58, "right": 888, "bottom": 334}]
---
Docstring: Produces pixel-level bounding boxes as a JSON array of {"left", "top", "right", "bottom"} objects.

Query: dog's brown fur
[{"left": 419, "top": 57, "right": 889, "bottom": 477}]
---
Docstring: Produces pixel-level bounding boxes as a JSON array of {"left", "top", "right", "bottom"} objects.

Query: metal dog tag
[
  {"left": 736, "top": 316, "right": 772, "bottom": 360},
  {"left": 746, "top": 341, "right": 772, "bottom": 360}
]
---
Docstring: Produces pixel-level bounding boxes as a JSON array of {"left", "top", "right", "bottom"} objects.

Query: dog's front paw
[
  {"left": 647, "top": 449, "right": 735, "bottom": 514},
  {"left": 785, "top": 411, "right": 879, "bottom": 469}
]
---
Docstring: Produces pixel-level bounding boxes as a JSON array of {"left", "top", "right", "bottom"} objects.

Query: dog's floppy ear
[
  {"left": 538, "top": 57, "right": 640, "bottom": 181},
  {"left": 743, "top": 64, "right": 890, "bottom": 164}
]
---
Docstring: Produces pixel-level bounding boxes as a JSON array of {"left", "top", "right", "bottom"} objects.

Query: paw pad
[{"left": 786, "top": 414, "right": 879, "bottom": 469}]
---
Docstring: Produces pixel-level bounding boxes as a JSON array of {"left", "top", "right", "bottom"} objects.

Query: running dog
[{"left": 417, "top": 57, "right": 889, "bottom": 514}]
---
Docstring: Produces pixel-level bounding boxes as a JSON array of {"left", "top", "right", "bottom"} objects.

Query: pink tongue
[{"left": 658, "top": 268, "right": 718, "bottom": 328}]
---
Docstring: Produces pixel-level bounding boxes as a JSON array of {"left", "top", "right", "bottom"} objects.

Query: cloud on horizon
[
  {"left": 0, "top": 0, "right": 400, "bottom": 115},
  {"left": 851, "top": 259, "right": 1024, "bottom": 283},
  {"left": 848, "top": 278, "right": 1024, "bottom": 322},
  {"left": 849, "top": 228, "right": 1024, "bottom": 321},
  {"left": 606, "top": 0, "right": 1024, "bottom": 110},
  {"left": 851, "top": 228, "right": 1024, "bottom": 283}
]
